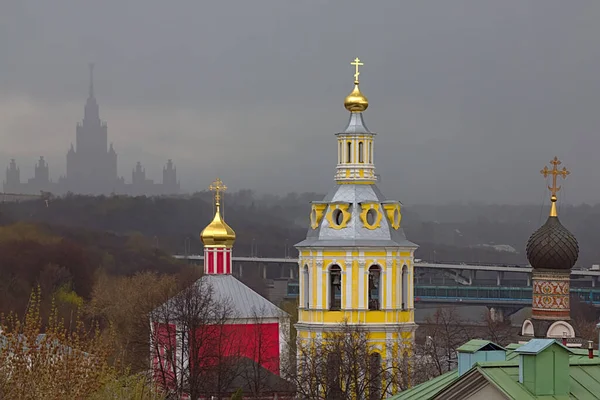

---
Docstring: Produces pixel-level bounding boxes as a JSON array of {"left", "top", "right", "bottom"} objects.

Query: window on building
[
  {"left": 368, "top": 142, "right": 372, "bottom": 163},
  {"left": 402, "top": 265, "right": 409, "bottom": 310},
  {"left": 359, "top": 142, "right": 364, "bottom": 163},
  {"left": 327, "top": 352, "right": 342, "bottom": 398},
  {"left": 329, "top": 265, "right": 342, "bottom": 310},
  {"left": 368, "top": 265, "right": 381, "bottom": 310},
  {"left": 369, "top": 352, "right": 382, "bottom": 400},
  {"left": 339, "top": 141, "right": 343, "bottom": 163},
  {"left": 303, "top": 265, "right": 310, "bottom": 309},
  {"left": 347, "top": 142, "right": 352, "bottom": 163}
]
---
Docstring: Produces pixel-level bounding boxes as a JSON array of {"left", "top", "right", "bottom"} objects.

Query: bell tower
[{"left": 295, "top": 59, "right": 418, "bottom": 395}]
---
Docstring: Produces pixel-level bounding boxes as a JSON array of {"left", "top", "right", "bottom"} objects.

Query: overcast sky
[{"left": 1, "top": 1, "right": 599, "bottom": 205}]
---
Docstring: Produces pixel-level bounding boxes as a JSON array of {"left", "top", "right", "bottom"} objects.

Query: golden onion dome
[
  {"left": 344, "top": 82, "right": 369, "bottom": 113},
  {"left": 200, "top": 203, "right": 236, "bottom": 247}
]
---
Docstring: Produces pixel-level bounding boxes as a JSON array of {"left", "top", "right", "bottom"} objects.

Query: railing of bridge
[
  {"left": 284, "top": 282, "right": 600, "bottom": 305},
  {"left": 414, "top": 286, "right": 600, "bottom": 306}
]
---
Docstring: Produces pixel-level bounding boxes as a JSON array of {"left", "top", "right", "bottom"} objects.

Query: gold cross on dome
[
  {"left": 209, "top": 178, "right": 227, "bottom": 204},
  {"left": 541, "top": 156, "right": 570, "bottom": 199},
  {"left": 351, "top": 57, "right": 363, "bottom": 83}
]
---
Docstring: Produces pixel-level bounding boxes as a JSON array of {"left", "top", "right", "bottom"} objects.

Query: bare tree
[
  {"left": 150, "top": 278, "right": 241, "bottom": 399},
  {"left": 478, "top": 309, "right": 517, "bottom": 346},
  {"left": 417, "top": 307, "right": 469, "bottom": 378},
  {"left": 570, "top": 295, "right": 599, "bottom": 344},
  {"left": 412, "top": 306, "right": 521, "bottom": 386},
  {"left": 87, "top": 270, "right": 181, "bottom": 372},
  {"left": 289, "top": 322, "right": 410, "bottom": 400}
]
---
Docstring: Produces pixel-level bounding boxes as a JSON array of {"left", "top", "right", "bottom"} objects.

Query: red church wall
[
  {"left": 195, "top": 322, "right": 280, "bottom": 375},
  {"left": 152, "top": 320, "right": 281, "bottom": 384},
  {"left": 152, "top": 322, "right": 177, "bottom": 388}
]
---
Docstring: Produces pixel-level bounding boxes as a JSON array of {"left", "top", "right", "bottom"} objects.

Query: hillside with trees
[{"left": 1, "top": 192, "right": 599, "bottom": 267}]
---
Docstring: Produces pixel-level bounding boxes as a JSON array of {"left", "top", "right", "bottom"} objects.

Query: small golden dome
[
  {"left": 344, "top": 83, "right": 369, "bottom": 113},
  {"left": 200, "top": 204, "right": 236, "bottom": 247}
]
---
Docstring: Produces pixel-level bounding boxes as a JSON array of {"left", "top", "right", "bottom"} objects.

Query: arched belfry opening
[
  {"left": 402, "top": 265, "right": 409, "bottom": 310},
  {"left": 303, "top": 265, "right": 310, "bottom": 309},
  {"left": 347, "top": 142, "right": 352, "bottom": 163},
  {"left": 359, "top": 141, "right": 364, "bottom": 163},
  {"left": 329, "top": 265, "right": 342, "bottom": 311},
  {"left": 368, "top": 352, "right": 382, "bottom": 400},
  {"left": 368, "top": 265, "right": 381, "bottom": 310}
]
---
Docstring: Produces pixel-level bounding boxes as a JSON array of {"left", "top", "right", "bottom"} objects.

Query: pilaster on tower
[
  {"left": 335, "top": 58, "right": 377, "bottom": 184},
  {"left": 200, "top": 178, "right": 236, "bottom": 275}
]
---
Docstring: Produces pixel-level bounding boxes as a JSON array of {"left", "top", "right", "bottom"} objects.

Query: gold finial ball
[{"left": 344, "top": 83, "right": 369, "bottom": 112}]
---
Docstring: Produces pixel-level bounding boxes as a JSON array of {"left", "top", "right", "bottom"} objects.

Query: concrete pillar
[{"left": 489, "top": 307, "right": 504, "bottom": 323}]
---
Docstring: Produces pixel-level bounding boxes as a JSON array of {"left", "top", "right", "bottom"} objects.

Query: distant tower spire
[{"left": 89, "top": 63, "right": 95, "bottom": 98}]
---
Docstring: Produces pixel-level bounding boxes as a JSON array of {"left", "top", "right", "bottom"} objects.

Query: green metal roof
[
  {"left": 516, "top": 338, "right": 572, "bottom": 355},
  {"left": 386, "top": 370, "right": 458, "bottom": 400},
  {"left": 387, "top": 343, "right": 600, "bottom": 400},
  {"left": 456, "top": 339, "right": 505, "bottom": 354}
]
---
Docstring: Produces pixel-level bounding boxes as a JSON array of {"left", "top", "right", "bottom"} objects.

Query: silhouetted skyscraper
[
  {"left": 5, "top": 65, "right": 180, "bottom": 196},
  {"left": 4, "top": 159, "right": 20, "bottom": 192},
  {"left": 163, "top": 159, "right": 180, "bottom": 193},
  {"left": 65, "top": 63, "right": 118, "bottom": 194}
]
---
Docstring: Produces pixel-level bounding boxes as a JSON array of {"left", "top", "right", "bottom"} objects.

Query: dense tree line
[
  {"left": 0, "top": 221, "right": 185, "bottom": 318},
  {"left": 2, "top": 192, "right": 599, "bottom": 266}
]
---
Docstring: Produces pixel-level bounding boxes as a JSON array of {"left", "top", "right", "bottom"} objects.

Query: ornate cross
[
  {"left": 541, "top": 156, "right": 570, "bottom": 198},
  {"left": 209, "top": 178, "right": 227, "bottom": 204},
  {"left": 351, "top": 57, "right": 363, "bottom": 83}
]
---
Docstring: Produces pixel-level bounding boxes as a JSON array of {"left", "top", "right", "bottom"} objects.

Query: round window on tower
[
  {"left": 333, "top": 209, "right": 344, "bottom": 226},
  {"left": 366, "top": 208, "right": 376, "bottom": 226}
]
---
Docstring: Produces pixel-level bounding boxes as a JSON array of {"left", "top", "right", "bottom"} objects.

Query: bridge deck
[{"left": 174, "top": 255, "right": 600, "bottom": 277}]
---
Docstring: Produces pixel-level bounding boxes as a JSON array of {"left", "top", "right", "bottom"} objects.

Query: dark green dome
[{"left": 526, "top": 216, "right": 579, "bottom": 270}]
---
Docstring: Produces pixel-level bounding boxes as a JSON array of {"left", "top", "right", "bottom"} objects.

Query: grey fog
[{"left": 1, "top": 1, "right": 599, "bottom": 204}]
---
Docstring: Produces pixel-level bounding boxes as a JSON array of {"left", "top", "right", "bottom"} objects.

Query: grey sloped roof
[
  {"left": 201, "top": 275, "right": 287, "bottom": 319},
  {"left": 336, "top": 112, "right": 373, "bottom": 134},
  {"left": 296, "top": 183, "right": 417, "bottom": 248},
  {"left": 156, "top": 275, "right": 288, "bottom": 321}
]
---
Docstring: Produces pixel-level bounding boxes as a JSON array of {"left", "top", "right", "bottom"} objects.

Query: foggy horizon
[{"left": 2, "top": 1, "right": 600, "bottom": 205}]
